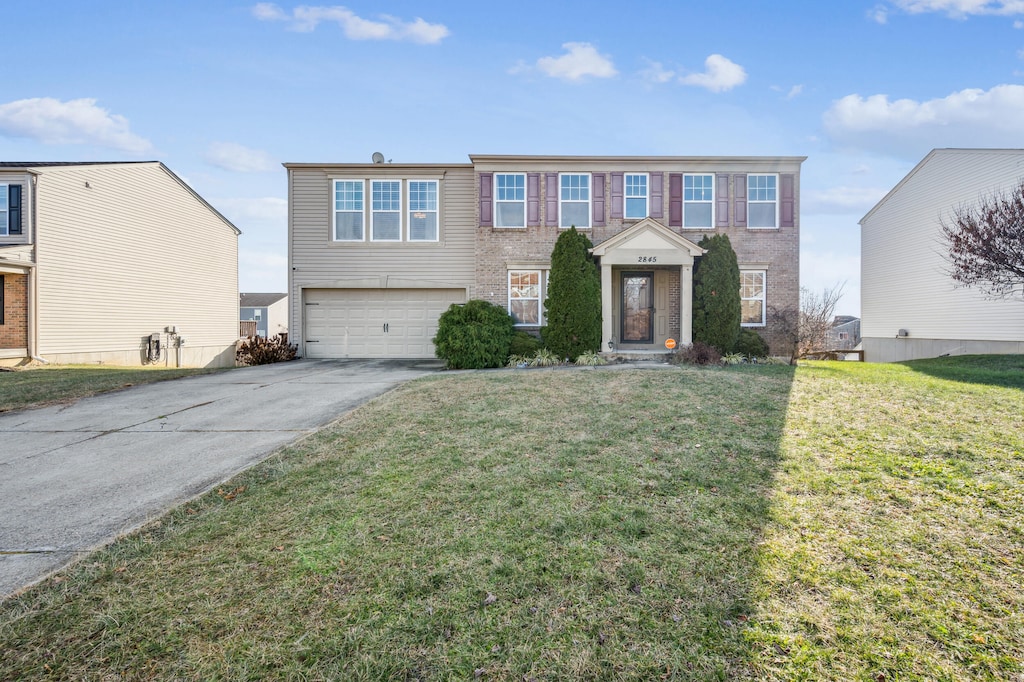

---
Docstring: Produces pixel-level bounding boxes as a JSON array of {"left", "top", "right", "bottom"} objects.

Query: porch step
[{"left": 603, "top": 350, "right": 673, "bottom": 363}]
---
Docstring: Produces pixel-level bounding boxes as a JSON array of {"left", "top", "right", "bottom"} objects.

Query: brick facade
[
  {"left": 474, "top": 166, "right": 801, "bottom": 354},
  {"left": 0, "top": 273, "right": 29, "bottom": 349}
]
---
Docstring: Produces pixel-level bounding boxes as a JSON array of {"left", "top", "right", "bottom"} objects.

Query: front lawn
[
  {"left": 1, "top": 358, "right": 1021, "bottom": 680},
  {"left": 0, "top": 365, "right": 220, "bottom": 413}
]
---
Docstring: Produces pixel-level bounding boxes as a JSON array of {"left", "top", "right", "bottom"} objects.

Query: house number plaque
[{"left": 637, "top": 256, "right": 657, "bottom": 263}]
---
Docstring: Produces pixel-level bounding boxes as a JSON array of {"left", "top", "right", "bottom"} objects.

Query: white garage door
[{"left": 303, "top": 288, "right": 466, "bottom": 358}]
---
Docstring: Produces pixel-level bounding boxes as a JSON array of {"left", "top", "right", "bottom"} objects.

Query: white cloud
[
  {"left": 679, "top": 54, "right": 747, "bottom": 93},
  {"left": 886, "top": 0, "right": 1024, "bottom": 17},
  {"left": 870, "top": 4, "right": 891, "bottom": 22},
  {"left": 0, "top": 97, "right": 152, "bottom": 154},
  {"left": 252, "top": 3, "right": 449, "bottom": 44},
  {"left": 533, "top": 42, "right": 617, "bottom": 81},
  {"left": 204, "top": 142, "right": 276, "bottom": 173},
  {"left": 802, "top": 186, "right": 890, "bottom": 214},
  {"left": 639, "top": 58, "right": 674, "bottom": 84},
  {"left": 823, "top": 84, "right": 1024, "bottom": 155},
  {"left": 787, "top": 84, "right": 804, "bottom": 99},
  {"left": 1016, "top": 18, "right": 1024, "bottom": 25}
]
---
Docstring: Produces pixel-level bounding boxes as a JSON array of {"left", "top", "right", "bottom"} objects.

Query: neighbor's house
[
  {"left": 240, "top": 292, "right": 288, "bottom": 338},
  {"left": 860, "top": 148, "right": 1024, "bottom": 363},
  {"left": 826, "top": 315, "right": 861, "bottom": 351},
  {"left": 285, "top": 155, "right": 804, "bottom": 359},
  {"left": 0, "top": 162, "right": 240, "bottom": 368}
]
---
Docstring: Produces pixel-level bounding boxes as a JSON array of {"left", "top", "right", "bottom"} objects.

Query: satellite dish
[{"left": 371, "top": 152, "right": 385, "bottom": 164}]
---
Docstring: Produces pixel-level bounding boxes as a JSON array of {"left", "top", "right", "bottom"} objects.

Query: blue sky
[{"left": 5, "top": 1, "right": 1024, "bottom": 316}]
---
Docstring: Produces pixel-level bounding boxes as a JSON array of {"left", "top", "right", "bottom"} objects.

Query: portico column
[
  {"left": 601, "top": 262, "right": 613, "bottom": 352},
  {"left": 680, "top": 263, "right": 693, "bottom": 344}
]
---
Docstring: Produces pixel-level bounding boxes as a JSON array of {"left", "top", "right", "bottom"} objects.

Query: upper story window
[
  {"left": 624, "top": 173, "right": 648, "bottom": 219},
  {"left": 748, "top": 174, "right": 778, "bottom": 228},
  {"left": 740, "top": 270, "right": 766, "bottom": 327},
  {"left": 371, "top": 180, "right": 402, "bottom": 241},
  {"left": 495, "top": 173, "right": 526, "bottom": 228},
  {"left": 684, "top": 174, "right": 714, "bottom": 228},
  {"left": 560, "top": 173, "right": 590, "bottom": 229},
  {"left": 408, "top": 180, "right": 438, "bottom": 241},
  {"left": 333, "top": 180, "right": 364, "bottom": 241}
]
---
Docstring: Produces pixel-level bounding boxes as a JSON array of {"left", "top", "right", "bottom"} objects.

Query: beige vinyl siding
[
  {"left": 288, "top": 165, "right": 476, "bottom": 354},
  {"left": 861, "top": 149, "right": 1024, "bottom": 350},
  {"left": 34, "top": 163, "right": 238, "bottom": 365}
]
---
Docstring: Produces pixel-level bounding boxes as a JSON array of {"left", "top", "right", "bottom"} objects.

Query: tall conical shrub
[
  {"left": 692, "top": 233, "right": 741, "bottom": 353},
  {"left": 542, "top": 227, "right": 602, "bottom": 360}
]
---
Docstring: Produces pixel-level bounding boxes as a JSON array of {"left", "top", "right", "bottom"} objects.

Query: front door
[{"left": 621, "top": 272, "right": 654, "bottom": 344}]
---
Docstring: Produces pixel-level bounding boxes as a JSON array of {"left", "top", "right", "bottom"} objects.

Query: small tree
[
  {"left": 769, "top": 282, "right": 846, "bottom": 363},
  {"left": 692, "top": 234, "right": 741, "bottom": 354},
  {"left": 941, "top": 181, "right": 1024, "bottom": 300},
  {"left": 542, "top": 227, "right": 602, "bottom": 360},
  {"left": 433, "top": 299, "right": 514, "bottom": 369}
]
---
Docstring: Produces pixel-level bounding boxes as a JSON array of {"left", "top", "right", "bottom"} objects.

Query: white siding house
[
  {"left": 0, "top": 162, "right": 240, "bottom": 367},
  {"left": 860, "top": 149, "right": 1024, "bottom": 362}
]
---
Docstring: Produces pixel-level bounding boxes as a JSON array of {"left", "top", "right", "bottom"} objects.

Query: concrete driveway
[{"left": 0, "top": 358, "right": 442, "bottom": 600}]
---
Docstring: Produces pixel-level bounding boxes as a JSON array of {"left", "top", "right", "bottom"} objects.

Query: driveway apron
[{"left": 0, "top": 359, "right": 440, "bottom": 599}]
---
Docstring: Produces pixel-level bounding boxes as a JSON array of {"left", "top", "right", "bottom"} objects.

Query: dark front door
[{"left": 621, "top": 272, "right": 654, "bottom": 344}]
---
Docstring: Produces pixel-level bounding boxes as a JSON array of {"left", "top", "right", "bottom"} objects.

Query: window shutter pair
[
  {"left": 8, "top": 185, "right": 22, "bottom": 235},
  {"left": 609, "top": 172, "right": 663, "bottom": 221},
  {"left": 479, "top": 173, "right": 541, "bottom": 227}
]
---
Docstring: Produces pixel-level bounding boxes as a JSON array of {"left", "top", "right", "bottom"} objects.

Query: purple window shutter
[
  {"left": 610, "top": 172, "right": 623, "bottom": 219},
  {"left": 527, "top": 173, "right": 540, "bottom": 226},
  {"left": 592, "top": 173, "right": 605, "bottom": 226},
  {"left": 545, "top": 173, "right": 558, "bottom": 226},
  {"left": 715, "top": 174, "right": 730, "bottom": 227},
  {"left": 650, "top": 172, "right": 663, "bottom": 219},
  {"left": 668, "top": 173, "right": 682, "bottom": 227},
  {"left": 479, "top": 173, "right": 493, "bottom": 227},
  {"left": 733, "top": 174, "right": 747, "bottom": 227},
  {"left": 780, "top": 173, "right": 795, "bottom": 228}
]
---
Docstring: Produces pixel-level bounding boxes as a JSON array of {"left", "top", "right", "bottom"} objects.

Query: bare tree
[
  {"left": 941, "top": 181, "right": 1024, "bottom": 300},
  {"left": 768, "top": 282, "right": 846, "bottom": 363}
]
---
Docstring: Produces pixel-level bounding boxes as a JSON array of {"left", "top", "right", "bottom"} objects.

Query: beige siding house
[
  {"left": 860, "top": 149, "right": 1024, "bottom": 362},
  {"left": 286, "top": 155, "right": 804, "bottom": 359},
  {"left": 0, "top": 162, "right": 240, "bottom": 367}
]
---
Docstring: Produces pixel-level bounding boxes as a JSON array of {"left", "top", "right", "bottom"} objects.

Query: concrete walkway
[{"left": 0, "top": 359, "right": 441, "bottom": 600}]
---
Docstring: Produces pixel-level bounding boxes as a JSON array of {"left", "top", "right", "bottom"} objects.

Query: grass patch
[
  {"left": 0, "top": 365, "right": 221, "bottom": 413},
  {"left": 1, "top": 357, "right": 1022, "bottom": 680}
]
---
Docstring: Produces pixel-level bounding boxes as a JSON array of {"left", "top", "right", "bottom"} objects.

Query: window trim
[
  {"left": 747, "top": 174, "right": 779, "bottom": 230},
  {"left": 624, "top": 173, "right": 648, "bottom": 220},
  {"left": 407, "top": 179, "right": 439, "bottom": 242},
  {"left": 332, "top": 179, "right": 365, "bottom": 242},
  {"left": 370, "top": 178, "right": 403, "bottom": 242},
  {"left": 508, "top": 269, "right": 545, "bottom": 327},
  {"left": 0, "top": 183, "right": 8, "bottom": 237},
  {"left": 494, "top": 172, "right": 527, "bottom": 229},
  {"left": 683, "top": 173, "right": 714, "bottom": 229},
  {"left": 740, "top": 269, "right": 767, "bottom": 328},
  {"left": 559, "top": 172, "right": 591, "bottom": 229}
]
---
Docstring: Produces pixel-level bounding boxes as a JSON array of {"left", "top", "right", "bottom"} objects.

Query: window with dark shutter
[
  {"left": 668, "top": 173, "right": 682, "bottom": 227},
  {"left": 479, "top": 173, "right": 493, "bottom": 227},
  {"left": 780, "top": 173, "right": 795, "bottom": 228},
  {"left": 733, "top": 174, "right": 747, "bottom": 228},
  {"left": 716, "top": 174, "right": 730, "bottom": 227},
  {"left": 650, "top": 172, "right": 664, "bottom": 219},
  {"left": 545, "top": 173, "right": 558, "bottom": 227},
  {"left": 610, "top": 172, "right": 623, "bottom": 219},
  {"left": 527, "top": 173, "right": 540, "bottom": 226},
  {"left": 592, "top": 173, "right": 605, "bottom": 227}
]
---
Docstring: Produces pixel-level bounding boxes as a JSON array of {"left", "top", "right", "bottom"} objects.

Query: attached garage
[{"left": 303, "top": 288, "right": 465, "bottom": 358}]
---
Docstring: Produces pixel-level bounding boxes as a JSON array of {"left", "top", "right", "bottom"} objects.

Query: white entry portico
[{"left": 590, "top": 218, "right": 705, "bottom": 352}]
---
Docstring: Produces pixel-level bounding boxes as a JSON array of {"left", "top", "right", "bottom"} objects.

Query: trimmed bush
[
  {"left": 733, "top": 328, "right": 770, "bottom": 358},
  {"left": 509, "top": 331, "right": 542, "bottom": 357},
  {"left": 237, "top": 334, "right": 297, "bottom": 365},
  {"left": 433, "top": 299, "right": 515, "bottom": 369},
  {"left": 542, "top": 227, "right": 602, "bottom": 361},
  {"left": 692, "top": 234, "right": 741, "bottom": 354}
]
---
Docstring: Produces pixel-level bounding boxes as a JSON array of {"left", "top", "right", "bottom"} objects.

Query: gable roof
[
  {"left": 240, "top": 292, "right": 287, "bottom": 307},
  {"left": 590, "top": 217, "right": 705, "bottom": 257}
]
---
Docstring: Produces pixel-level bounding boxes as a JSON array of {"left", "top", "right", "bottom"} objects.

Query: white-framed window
[
  {"left": 371, "top": 180, "right": 402, "bottom": 241},
  {"left": 624, "top": 173, "right": 648, "bottom": 219},
  {"left": 838, "top": 331, "right": 849, "bottom": 341},
  {"left": 559, "top": 173, "right": 590, "bottom": 229},
  {"left": 408, "top": 180, "right": 438, "bottom": 241},
  {"left": 509, "top": 270, "right": 545, "bottom": 325},
  {"left": 684, "top": 174, "right": 714, "bottom": 228},
  {"left": 741, "top": 270, "right": 766, "bottom": 327},
  {"left": 495, "top": 173, "right": 526, "bottom": 228},
  {"left": 748, "top": 174, "right": 778, "bottom": 228},
  {"left": 333, "top": 179, "right": 364, "bottom": 241}
]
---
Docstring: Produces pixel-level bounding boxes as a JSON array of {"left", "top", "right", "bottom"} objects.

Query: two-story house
[
  {"left": 285, "top": 154, "right": 804, "bottom": 359},
  {"left": 0, "top": 162, "right": 240, "bottom": 368}
]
